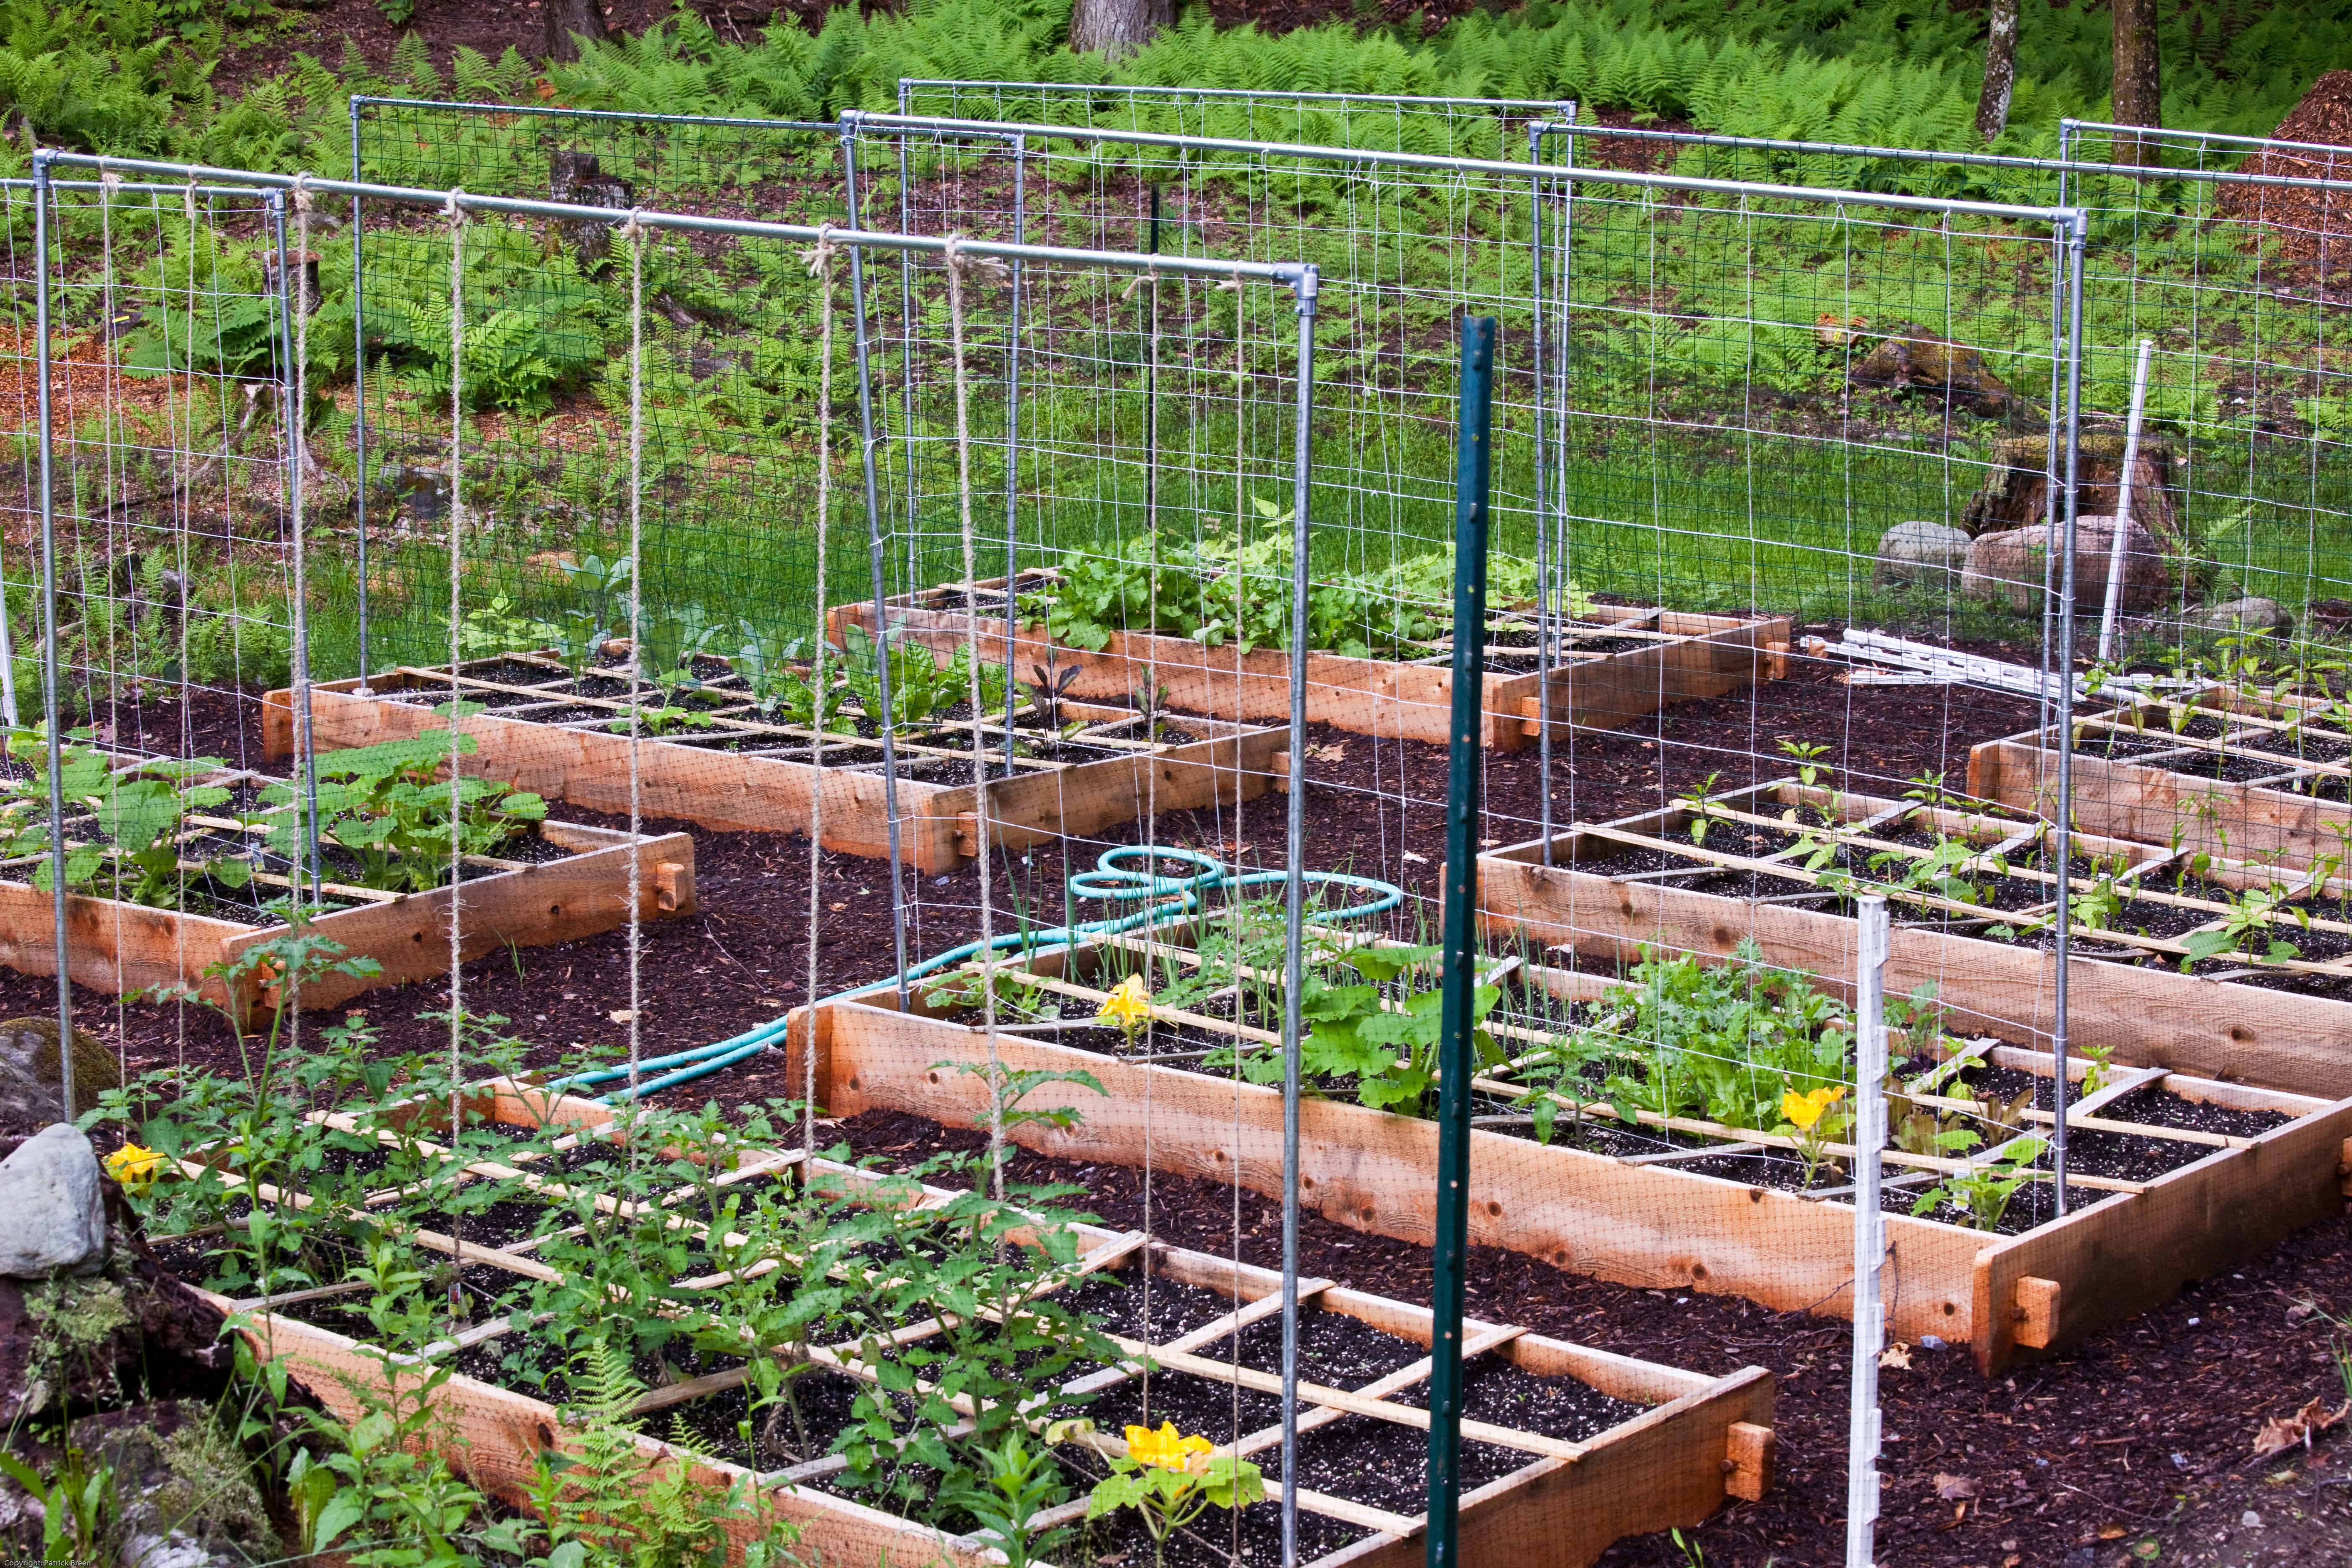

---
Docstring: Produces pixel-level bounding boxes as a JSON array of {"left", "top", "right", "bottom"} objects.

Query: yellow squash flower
[
  {"left": 106, "top": 1143, "right": 167, "bottom": 1192},
  {"left": 1779, "top": 1085, "right": 1847, "bottom": 1132},
  {"left": 1125, "top": 1422, "right": 1216, "bottom": 1475},
  {"left": 1096, "top": 975, "right": 1154, "bottom": 1032}
]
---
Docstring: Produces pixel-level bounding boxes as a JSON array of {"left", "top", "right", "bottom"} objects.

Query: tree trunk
[
  {"left": 543, "top": 0, "right": 610, "bottom": 63},
  {"left": 1974, "top": 0, "right": 2020, "bottom": 142},
  {"left": 2110, "top": 0, "right": 2164, "bottom": 166},
  {"left": 1066, "top": 0, "right": 1171, "bottom": 59}
]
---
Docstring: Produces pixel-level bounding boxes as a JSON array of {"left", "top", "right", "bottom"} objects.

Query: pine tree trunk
[
  {"left": 1974, "top": 0, "right": 2020, "bottom": 142},
  {"left": 1067, "top": 0, "right": 1171, "bottom": 59},
  {"left": 2110, "top": 0, "right": 2164, "bottom": 166},
  {"left": 543, "top": 0, "right": 610, "bottom": 63}
]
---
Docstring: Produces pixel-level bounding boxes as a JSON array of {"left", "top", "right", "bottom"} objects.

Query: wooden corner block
[
  {"left": 1723, "top": 1421, "right": 1775, "bottom": 1501},
  {"left": 2338, "top": 1136, "right": 2352, "bottom": 1199},
  {"left": 2012, "top": 1276, "right": 2062, "bottom": 1349},
  {"left": 654, "top": 861, "right": 691, "bottom": 915}
]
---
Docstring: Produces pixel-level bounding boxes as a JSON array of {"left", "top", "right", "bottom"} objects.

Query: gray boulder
[
  {"left": 0, "top": 1124, "right": 107, "bottom": 1278},
  {"left": 1962, "top": 514, "right": 2166, "bottom": 614},
  {"left": 2194, "top": 596, "right": 2292, "bottom": 636},
  {"left": 0, "top": 1016, "right": 121, "bottom": 1127},
  {"left": 1873, "top": 520, "right": 1973, "bottom": 589}
]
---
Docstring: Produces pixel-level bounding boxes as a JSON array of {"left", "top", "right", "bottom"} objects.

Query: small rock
[
  {"left": 0, "top": 1124, "right": 107, "bottom": 1278},
  {"left": 1961, "top": 516, "right": 2166, "bottom": 614},
  {"left": 1919, "top": 1333, "right": 1947, "bottom": 1350},
  {"left": 1872, "top": 520, "right": 1973, "bottom": 589},
  {"left": 2241, "top": 1509, "right": 2264, "bottom": 1528},
  {"left": 2193, "top": 596, "right": 2292, "bottom": 636},
  {"left": 0, "top": 1016, "right": 120, "bottom": 1127}
]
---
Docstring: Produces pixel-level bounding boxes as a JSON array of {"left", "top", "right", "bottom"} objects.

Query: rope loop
[
  {"left": 617, "top": 206, "right": 649, "bottom": 245},
  {"left": 442, "top": 187, "right": 467, "bottom": 225},
  {"left": 289, "top": 171, "right": 315, "bottom": 214},
  {"left": 1118, "top": 265, "right": 1162, "bottom": 302},
  {"left": 940, "top": 234, "right": 1011, "bottom": 285},
  {"left": 797, "top": 221, "right": 840, "bottom": 278}
]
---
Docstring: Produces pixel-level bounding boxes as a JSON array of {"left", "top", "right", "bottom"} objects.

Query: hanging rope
[
  {"left": 797, "top": 222, "right": 840, "bottom": 1161},
  {"left": 443, "top": 188, "right": 467, "bottom": 1217},
  {"left": 622, "top": 208, "right": 649, "bottom": 1105},
  {"left": 944, "top": 235, "right": 1008, "bottom": 1202}
]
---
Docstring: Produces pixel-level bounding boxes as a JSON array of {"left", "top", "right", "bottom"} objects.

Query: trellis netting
[{"left": 20, "top": 95, "right": 2352, "bottom": 1568}]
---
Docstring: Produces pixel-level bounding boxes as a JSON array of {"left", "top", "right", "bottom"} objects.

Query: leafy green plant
[
  {"left": 1910, "top": 1138, "right": 2048, "bottom": 1232},
  {"left": 1777, "top": 738, "right": 1830, "bottom": 787},
  {"left": 1080, "top": 1421, "right": 1265, "bottom": 1568},
  {"left": 261, "top": 730, "right": 547, "bottom": 895},
  {"left": 0, "top": 731, "right": 253, "bottom": 908},
  {"left": 0, "top": 1444, "right": 119, "bottom": 1566},
  {"left": 2180, "top": 877, "right": 2308, "bottom": 966},
  {"left": 942, "top": 1429, "right": 1075, "bottom": 1568}
]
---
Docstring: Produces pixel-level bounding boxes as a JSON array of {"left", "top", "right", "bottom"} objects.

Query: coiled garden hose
[{"left": 554, "top": 845, "right": 1406, "bottom": 1103}]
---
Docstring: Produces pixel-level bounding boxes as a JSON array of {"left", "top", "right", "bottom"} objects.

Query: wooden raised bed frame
[
  {"left": 787, "top": 923, "right": 2352, "bottom": 1374},
  {"left": 264, "top": 658, "right": 1283, "bottom": 874},
  {"left": 1480, "top": 777, "right": 2352, "bottom": 1098},
  {"left": 827, "top": 575, "right": 1792, "bottom": 751},
  {"left": 195, "top": 1080, "right": 1774, "bottom": 1568},
  {"left": 0, "top": 809, "right": 691, "bottom": 1029},
  {"left": 1970, "top": 686, "right": 2352, "bottom": 868}
]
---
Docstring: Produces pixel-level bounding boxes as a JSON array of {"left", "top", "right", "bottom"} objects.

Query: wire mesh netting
[{"left": 12, "top": 87, "right": 2352, "bottom": 1568}]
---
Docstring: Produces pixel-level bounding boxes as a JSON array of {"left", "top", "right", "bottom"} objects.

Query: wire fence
[{"left": 13, "top": 90, "right": 2352, "bottom": 1568}]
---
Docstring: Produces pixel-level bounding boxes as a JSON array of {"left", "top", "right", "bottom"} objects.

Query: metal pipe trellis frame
[
  {"left": 848, "top": 110, "right": 2086, "bottom": 223},
  {"left": 36, "top": 150, "right": 1313, "bottom": 288}
]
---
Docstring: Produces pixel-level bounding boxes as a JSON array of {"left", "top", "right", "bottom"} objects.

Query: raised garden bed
[
  {"left": 1970, "top": 683, "right": 2352, "bottom": 867},
  {"left": 1479, "top": 776, "right": 2352, "bottom": 1097},
  {"left": 264, "top": 648, "right": 1283, "bottom": 873},
  {"left": 826, "top": 572, "right": 1790, "bottom": 750},
  {"left": 787, "top": 911, "right": 2352, "bottom": 1373},
  {"left": 0, "top": 750, "right": 691, "bottom": 1026},
  {"left": 158, "top": 1078, "right": 1773, "bottom": 1568}
]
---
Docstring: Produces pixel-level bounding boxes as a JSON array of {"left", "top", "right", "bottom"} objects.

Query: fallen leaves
[
  {"left": 1935, "top": 1472, "right": 1979, "bottom": 1522},
  {"left": 2250, "top": 1396, "right": 2349, "bottom": 1459},
  {"left": 1878, "top": 1343, "right": 1913, "bottom": 1370}
]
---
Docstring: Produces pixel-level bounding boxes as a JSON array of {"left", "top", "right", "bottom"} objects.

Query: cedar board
[
  {"left": 1969, "top": 730, "right": 2352, "bottom": 869},
  {"left": 0, "top": 819, "right": 693, "bottom": 1027},
  {"left": 826, "top": 589, "right": 1790, "bottom": 752},
  {"left": 265, "top": 678, "right": 1282, "bottom": 874},
  {"left": 792, "top": 952, "right": 2352, "bottom": 1373},
  {"left": 208, "top": 1086, "right": 1772, "bottom": 1568}
]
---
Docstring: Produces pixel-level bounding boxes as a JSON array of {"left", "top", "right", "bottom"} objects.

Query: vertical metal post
[
  {"left": 840, "top": 129, "right": 913, "bottom": 1008},
  {"left": 350, "top": 99, "right": 373, "bottom": 692},
  {"left": 31, "top": 151, "right": 72, "bottom": 1105},
  {"left": 1000, "top": 136, "right": 1026, "bottom": 769},
  {"left": 2050, "top": 211, "right": 2089, "bottom": 1215},
  {"left": 1424, "top": 314, "right": 1496, "bottom": 1568},
  {"left": 269, "top": 193, "right": 322, "bottom": 905},
  {"left": 1527, "top": 129, "right": 1555, "bottom": 867},
  {"left": 1845, "top": 895, "right": 1890, "bottom": 1568},
  {"left": 2095, "top": 338, "right": 2155, "bottom": 663},
  {"left": 1277, "top": 261, "right": 1320, "bottom": 1568}
]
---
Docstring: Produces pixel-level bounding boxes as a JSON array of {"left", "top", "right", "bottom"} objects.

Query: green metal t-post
[{"left": 1424, "top": 315, "right": 1496, "bottom": 1568}]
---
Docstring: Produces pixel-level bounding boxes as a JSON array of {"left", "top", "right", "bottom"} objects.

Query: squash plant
[
  {"left": 260, "top": 729, "right": 547, "bottom": 895},
  {"left": 0, "top": 731, "right": 255, "bottom": 908}
]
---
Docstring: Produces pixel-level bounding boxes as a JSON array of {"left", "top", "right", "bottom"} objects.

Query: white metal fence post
[{"left": 1846, "top": 895, "right": 1891, "bottom": 1568}]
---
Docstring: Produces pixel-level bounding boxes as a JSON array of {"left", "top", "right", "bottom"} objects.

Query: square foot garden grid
[
  {"left": 175, "top": 1078, "right": 1774, "bottom": 1568},
  {"left": 0, "top": 756, "right": 691, "bottom": 1028},
  {"left": 788, "top": 927, "right": 2352, "bottom": 1374},
  {"left": 1970, "top": 681, "right": 2352, "bottom": 869},
  {"left": 264, "top": 647, "right": 1283, "bottom": 873},
  {"left": 1481, "top": 776, "right": 2352, "bottom": 1096},
  {"left": 827, "top": 573, "right": 1791, "bottom": 752}
]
